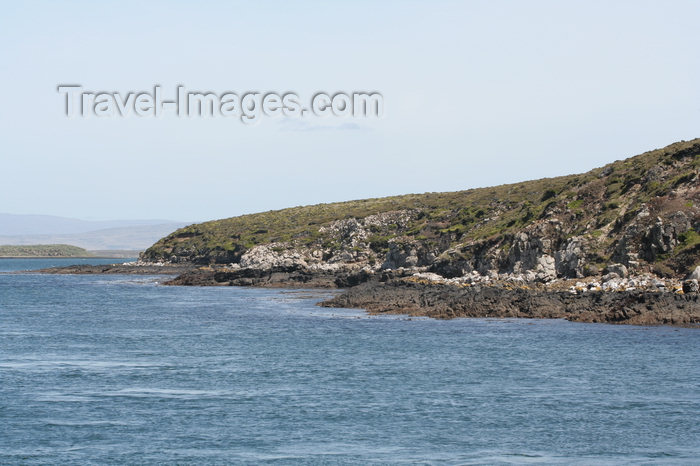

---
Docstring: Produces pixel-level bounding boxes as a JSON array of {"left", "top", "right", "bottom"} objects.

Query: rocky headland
[{"left": 39, "top": 139, "right": 700, "bottom": 325}]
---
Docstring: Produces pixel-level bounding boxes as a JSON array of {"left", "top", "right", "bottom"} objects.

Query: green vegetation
[
  {"left": 145, "top": 172, "right": 583, "bottom": 261},
  {"left": 143, "top": 139, "right": 700, "bottom": 269},
  {"left": 567, "top": 200, "right": 583, "bottom": 209},
  {"left": 0, "top": 244, "right": 92, "bottom": 257},
  {"left": 675, "top": 229, "right": 700, "bottom": 255}
]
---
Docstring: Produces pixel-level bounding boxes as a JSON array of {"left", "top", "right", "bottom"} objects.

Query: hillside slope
[{"left": 142, "top": 139, "right": 700, "bottom": 281}]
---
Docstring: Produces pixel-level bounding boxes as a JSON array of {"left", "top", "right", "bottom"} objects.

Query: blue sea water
[
  {"left": 0, "top": 257, "right": 136, "bottom": 273},
  {"left": 1, "top": 259, "right": 699, "bottom": 464}
]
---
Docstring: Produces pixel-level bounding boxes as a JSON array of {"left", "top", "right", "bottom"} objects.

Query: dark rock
[
  {"left": 683, "top": 279, "right": 699, "bottom": 294},
  {"left": 321, "top": 279, "right": 700, "bottom": 326},
  {"left": 31, "top": 264, "right": 192, "bottom": 275}
]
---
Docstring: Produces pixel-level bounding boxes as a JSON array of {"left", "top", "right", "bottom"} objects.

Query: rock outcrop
[
  {"left": 111, "top": 138, "right": 700, "bottom": 325},
  {"left": 320, "top": 278, "right": 700, "bottom": 326},
  {"left": 34, "top": 138, "right": 700, "bottom": 326},
  {"left": 137, "top": 139, "right": 699, "bottom": 294}
]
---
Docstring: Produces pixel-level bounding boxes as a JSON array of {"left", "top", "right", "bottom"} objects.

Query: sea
[{"left": 1, "top": 258, "right": 698, "bottom": 464}]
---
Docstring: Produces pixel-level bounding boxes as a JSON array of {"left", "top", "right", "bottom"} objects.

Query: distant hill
[
  {"left": 0, "top": 216, "right": 188, "bottom": 251},
  {"left": 0, "top": 244, "right": 91, "bottom": 257},
  {"left": 0, "top": 214, "right": 184, "bottom": 236},
  {"left": 143, "top": 139, "right": 699, "bottom": 279},
  {"left": 87, "top": 250, "right": 142, "bottom": 259}
]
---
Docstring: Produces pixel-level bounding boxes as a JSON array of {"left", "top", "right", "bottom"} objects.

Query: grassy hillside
[
  {"left": 143, "top": 139, "right": 699, "bottom": 277},
  {"left": 0, "top": 244, "right": 92, "bottom": 257}
]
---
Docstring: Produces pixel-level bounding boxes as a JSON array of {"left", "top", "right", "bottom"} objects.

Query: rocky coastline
[
  {"left": 34, "top": 258, "right": 699, "bottom": 327},
  {"left": 320, "top": 276, "right": 700, "bottom": 326},
  {"left": 32, "top": 139, "right": 700, "bottom": 327},
  {"left": 166, "top": 262, "right": 700, "bottom": 326},
  {"left": 31, "top": 262, "right": 191, "bottom": 275}
]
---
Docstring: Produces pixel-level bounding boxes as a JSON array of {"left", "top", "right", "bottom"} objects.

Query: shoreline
[
  {"left": 319, "top": 278, "right": 700, "bottom": 327},
  {"left": 28, "top": 263, "right": 191, "bottom": 275},
  {"left": 28, "top": 263, "right": 700, "bottom": 327}
]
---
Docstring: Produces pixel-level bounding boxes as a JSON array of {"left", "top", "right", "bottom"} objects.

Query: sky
[{"left": 1, "top": 0, "right": 699, "bottom": 222}]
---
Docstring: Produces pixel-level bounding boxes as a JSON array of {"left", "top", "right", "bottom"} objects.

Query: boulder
[
  {"left": 605, "top": 263, "right": 628, "bottom": 278},
  {"left": 640, "top": 213, "right": 691, "bottom": 261},
  {"left": 382, "top": 242, "right": 418, "bottom": 269},
  {"left": 601, "top": 279, "right": 622, "bottom": 291},
  {"left": 554, "top": 236, "right": 585, "bottom": 278},
  {"left": 688, "top": 266, "right": 700, "bottom": 281},
  {"left": 535, "top": 254, "right": 557, "bottom": 282},
  {"left": 382, "top": 240, "right": 434, "bottom": 270},
  {"left": 682, "top": 279, "right": 699, "bottom": 294}
]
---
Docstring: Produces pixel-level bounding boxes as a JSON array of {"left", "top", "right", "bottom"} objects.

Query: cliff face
[{"left": 142, "top": 139, "right": 700, "bottom": 283}]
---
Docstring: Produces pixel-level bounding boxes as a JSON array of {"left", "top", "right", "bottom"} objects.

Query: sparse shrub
[
  {"left": 567, "top": 200, "right": 583, "bottom": 210},
  {"left": 672, "top": 173, "right": 695, "bottom": 188},
  {"left": 676, "top": 230, "right": 700, "bottom": 251},
  {"left": 541, "top": 189, "right": 556, "bottom": 201},
  {"left": 652, "top": 263, "right": 675, "bottom": 278}
]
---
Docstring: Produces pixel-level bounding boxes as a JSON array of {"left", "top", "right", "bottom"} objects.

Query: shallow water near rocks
[{"left": 1, "top": 259, "right": 699, "bottom": 464}]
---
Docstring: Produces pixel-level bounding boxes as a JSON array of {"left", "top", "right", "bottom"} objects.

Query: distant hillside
[
  {"left": 87, "top": 250, "right": 142, "bottom": 259},
  {"left": 143, "top": 139, "right": 699, "bottom": 280},
  {"left": 0, "top": 223, "right": 189, "bottom": 250},
  {"left": 0, "top": 244, "right": 92, "bottom": 257},
  {"left": 0, "top": 214, "right": 184, "bottom": 236}
]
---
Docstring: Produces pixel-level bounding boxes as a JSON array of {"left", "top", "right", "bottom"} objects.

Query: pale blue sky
[{"left": 1, "top": 0, "right": 699, "bottom": 221}]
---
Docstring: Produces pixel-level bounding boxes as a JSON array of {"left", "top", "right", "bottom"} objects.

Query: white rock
[
  {"left": 412, "top": 272, "right": 445, "bottom": 283},
  {"left": 689, "top": 266, "right": 700, "bottom": 281},
  {"left": 240, "top": 244, "right": 308, "bottom": 270}
]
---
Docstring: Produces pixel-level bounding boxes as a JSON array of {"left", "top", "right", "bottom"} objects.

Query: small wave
[
  {"left": 0, "top": 360, "right": 167, "bottom": 370},
  {"left": 41, "top": 419, "right": 130, "bottom": 427},
  {"left": 35, "top": 394, "right": 98, "bottom": 402},
  {"left": 92, "top": 388, "right": 235, "bottom": 399}
]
